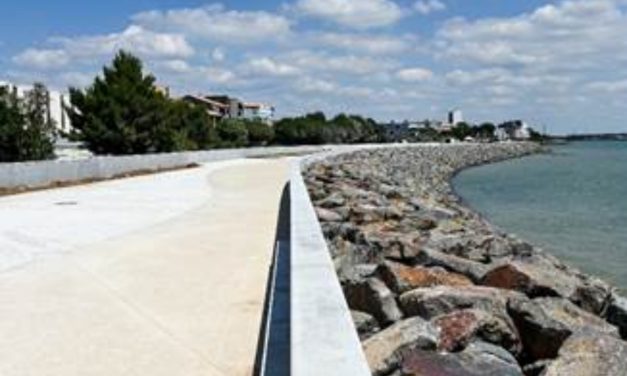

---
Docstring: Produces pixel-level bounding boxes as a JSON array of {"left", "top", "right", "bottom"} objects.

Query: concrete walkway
[{"left": 0, "top": 158, "right": 288, "bottom": 376}]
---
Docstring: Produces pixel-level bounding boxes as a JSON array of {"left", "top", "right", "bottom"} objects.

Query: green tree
[
  {"left": 67, "top": 50, "right": 179, "bottom": 155},
  {"left": 246, "top": 120, "right": 274, "bottom": 146},
  {"left": 216, "top": 118, "right": 249, "bottom": 147},
  {"left": 451, "top": 122, "right": 472, "bottom": 140},
  {"left": 0, "top": 84, "right": 56, "bottom": 162}
]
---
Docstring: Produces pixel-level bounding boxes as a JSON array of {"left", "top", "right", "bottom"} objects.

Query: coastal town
[{"left": 1, "top": 75, "right": 539, "bottom": 162}]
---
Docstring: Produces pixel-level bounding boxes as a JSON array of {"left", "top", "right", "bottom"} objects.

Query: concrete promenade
[{"left": 0, "top": 158, "right": 288, "bottom": 375}]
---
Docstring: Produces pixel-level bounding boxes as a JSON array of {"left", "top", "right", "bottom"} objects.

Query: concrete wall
[
  {"left": 289, "top": 153, "right": 371, "bottom": 376},
  {"left": 0, "top": 146, "right": 329, "bottom": 190}
]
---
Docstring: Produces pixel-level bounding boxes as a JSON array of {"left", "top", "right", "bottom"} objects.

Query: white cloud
[
  {"left": 314, "top": 32, "right": 411, "bottom": 54},
  {"left": 586, "top": 79, "right": 627, "bottom": 93},
  {"left": 437, "top": 0, "right": 627, "bottom": 69},
  {"left": 245, "top": 58, "right": 301, "bottom": 77},
  {"left": 414, "top": 0, "right": 446, "bottom": 15},
  {"left": 396, "top": 67, "right": 433, "bottom": 82},
  {"left": 53, "top": 25, "right": 194, "bottom": 59},
  {"left": 201, "top": 67, "right": 236, "bottom": 84},
  {"left": 157, "top": 59, "right": 192, "bottom": 74},
  {"left": 13, "top": 49, "right": 70, "bottom": 69},
  {"left": 284, "top": 50, "right": 396, "bottom": 75},
  {"left": 211, "top": 48, "right": 226, "bottom": 62},
  {"left": 295, "top": 76, "right": 337, "bottom": 93},
  {"left": 133, "top": 4, "right": 291, "bottom": 44},
  {"left": 295, "top": 0, "right": 403, "bottom": 29}
]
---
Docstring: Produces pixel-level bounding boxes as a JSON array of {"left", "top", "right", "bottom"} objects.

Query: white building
[
  {"left": 243, "top": 102, "right": 275, "bottom": 123},
  {"left": 497, "top": 120, "right": 532, "bottom": 141},
  {"left": 448, "top": 109, "right": 463, "bottom": 125}
]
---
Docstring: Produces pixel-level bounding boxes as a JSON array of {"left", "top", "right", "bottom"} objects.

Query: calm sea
[{"left": 453, "top": 141, "right": 627, "bottom": 289}]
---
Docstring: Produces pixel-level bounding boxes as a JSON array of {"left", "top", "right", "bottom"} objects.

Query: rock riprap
[{"left": 304, "top": 143, "right": 627, "bottom": 375}]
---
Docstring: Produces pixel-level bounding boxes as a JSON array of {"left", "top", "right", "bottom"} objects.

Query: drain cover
[{"left": 54, "top": 201, "right": 78, "bottom": 206}]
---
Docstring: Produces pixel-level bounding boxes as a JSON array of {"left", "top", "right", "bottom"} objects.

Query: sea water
[{"left": 453, "top": 141, "right": 627, "bottom": 289}]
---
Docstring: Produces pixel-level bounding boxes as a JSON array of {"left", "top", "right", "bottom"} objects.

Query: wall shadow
[{"left": 254, "top": 183, "right": 291, "bottom": 376}]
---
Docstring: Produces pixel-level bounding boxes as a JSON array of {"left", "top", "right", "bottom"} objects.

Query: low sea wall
[
  {"left": 0, "top": 145, "right": 329, "bottom": 190},
  {"left": 299, "top": 143, "right": 627, "bottom": 375}
]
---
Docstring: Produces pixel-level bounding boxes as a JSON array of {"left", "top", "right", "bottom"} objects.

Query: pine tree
[{"left": 67, "top": 51, "right": 175, "bottom": 155}]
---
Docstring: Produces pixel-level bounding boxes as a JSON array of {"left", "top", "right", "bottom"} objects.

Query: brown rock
[
  {"left": 375, "top": 261, "right": 473, "bottom": 294},
  {"left": 482, "top": 255, "right": 580, "bottom": 298},
  {"left": 432, "top": 309, "right": 520, "bottom": 354}
]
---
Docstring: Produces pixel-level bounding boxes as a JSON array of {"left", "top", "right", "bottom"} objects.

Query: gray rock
[
  {"left": 343, "top": 277, "right": 403, "bottom": 326},
  {"left": 415, "top": 248, "right": 490, "bottom": 283},
  {"left": 336, "top": 263, "right": 377, "bottom": 284},
  {"left": 570, "top": 277, "right": 612, "bottom": 315},
  {"left": 401, "top": 345, "right": 523, "bottom": 376},
  {"left": 398, "top": 285, "right": 522, "bottom": 320},
  {"left": 606, "top": 293, "right": 627, "bottom": 339},
  {"left": 507, "top": 297, "right": 619, "bottom": 361},
  {"left": 316, "top": 191, "right": 346, "bottom": 208},
  {"left": 357, "top": 231, "right": 423, "bottom": 263},
  {"left": 351, "top": 310, "right": 380, "bottom": 340},
  {"left": 314, "top": 207, "right": 343, "bottom": 222},
  {"left": 542, "top": 331, "right": 627, "bottom": 376},
  {"left": 363, "top": 317, "right": 439, "bottom": 376}
]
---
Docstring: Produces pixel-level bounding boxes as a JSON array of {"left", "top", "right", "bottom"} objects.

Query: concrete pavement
[{"left": 0, "top": 158, "right": 288, "bottom": 376}]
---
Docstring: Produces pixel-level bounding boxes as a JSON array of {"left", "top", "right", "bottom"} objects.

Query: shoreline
[{"left": 304, "top": 142, "right": 627, "bottom": 376}]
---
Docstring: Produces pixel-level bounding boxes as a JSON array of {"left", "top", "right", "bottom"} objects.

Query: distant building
[
  {"left": 242, "top": 102, "right": 275, "bottom": 123},
  {"left": 497, "top": 120, "right": 532, "bottom": 141},
  {"left": 0, "top": 81, "right": 72, "bottom": 133},
  {"left": 182, "top": 94, "right": 274, "bottom": 124},
  {"left": 448, "top": 109, "right": 463, "bottom": 126},
  {"left": 380, "top": 121, "right": 412, "bottom": 142}
]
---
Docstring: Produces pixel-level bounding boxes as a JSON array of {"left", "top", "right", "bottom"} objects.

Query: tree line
[{"left": 0, "top": 51, "right": 390, "bottom": 162}]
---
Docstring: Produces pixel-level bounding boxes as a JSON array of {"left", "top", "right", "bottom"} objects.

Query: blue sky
[{"left": 2, "top": 0, "right": 626, "bottom": 134}]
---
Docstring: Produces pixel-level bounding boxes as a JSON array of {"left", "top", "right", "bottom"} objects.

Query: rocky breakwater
[{"left": 304, "top": 143, "right": 627, "bottom": 376}]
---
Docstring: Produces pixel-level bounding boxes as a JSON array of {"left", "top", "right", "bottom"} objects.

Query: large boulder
[
  {"left": 542, "top": 331, "right": 627, "bottom": 376},
  {"left": 401, "top": 343, "right": 523, "bottom": 376},
  {"left": 356, "top": 230, "right": 424, "bottom": 263},
  {"left": 415, "top": 248, "right": 491, "bottom": 283},
  {"left": 399, "top": 285, "right": 522, "bottom": 320},
  {"left": 363, "top": 317, "right": 439, "bottom": 376},
  {"left": 507, "top": 297, "right": 619, "bottom": 361},
  {"left": 343, "top": 277, "right": 403, "bottom": 326},
  {"left": 482, "top": 255, "right": 581, "bottom": 298},
  {"left": 432, "top": 309, "right": 521, "bottom": 354},
  {"left": 605, "top": 293, "right": 627, "bottom": 339},
  {"left": 374, "top": 261, "right": 473, "bottom": 294},
  {"left": 314, "top": 207, "right": 344, "bottom": 222}
]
